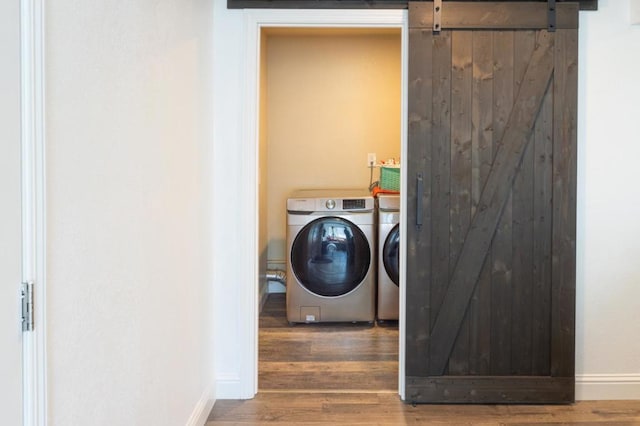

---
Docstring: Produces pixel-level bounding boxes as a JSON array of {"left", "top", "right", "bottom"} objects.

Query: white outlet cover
[{"left": 632, "top": 0, "right": 640, "bottom": 25}]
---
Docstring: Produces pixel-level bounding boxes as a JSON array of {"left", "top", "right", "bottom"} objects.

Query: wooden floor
[
  {"left": 258, "top": 293, "right": 398, "bottom": 392},
  {"left": 208, "top": 394, "right": 640, "bottom": 425},
  {"left": 207, "top": 294, "right": 640, "bottom": 425}
]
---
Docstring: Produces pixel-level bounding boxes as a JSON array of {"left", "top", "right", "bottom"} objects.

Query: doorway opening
[{"left": 256, "top": 25, "right": 405, "bottom": 394}]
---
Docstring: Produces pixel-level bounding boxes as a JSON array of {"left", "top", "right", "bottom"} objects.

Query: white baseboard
[
  {"left": 214, "top": 373, "right": 640, "bottom": 403},
  {"left": 186, "top": 383, "right": 215, "bottom": 426},
  {"left": 576, "top": 374, "right": 640, "bottom": 400},
  {"left": 259, "top": 282, "right": 269, "bottom": 313},
  {"left": 215, "top": 373, "right": 243, "bottom": 400}
]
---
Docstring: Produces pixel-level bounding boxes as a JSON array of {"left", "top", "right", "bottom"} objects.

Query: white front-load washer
[
  {"left": 286, "top": 189, "right": 376, "bottom": 323},
  {"left": 377, "top": 194, "right": 400, "bottom": 321}
]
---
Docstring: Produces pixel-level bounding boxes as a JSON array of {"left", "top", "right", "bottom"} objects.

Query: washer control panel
[{"left": 287, "top": 189, "right": 374, "bottom": 213}]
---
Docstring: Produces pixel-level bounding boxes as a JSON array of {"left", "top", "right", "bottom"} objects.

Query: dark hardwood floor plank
[
  {"left": 260, "top": 361, "right": 398, "bottom": 391},
  {"left": 258, "top": 294, "right": 399, "bottom": 391}
]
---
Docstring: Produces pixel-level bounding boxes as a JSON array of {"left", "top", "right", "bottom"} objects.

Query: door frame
[
  {"left": 241, "top": 9, "right": 409, "bottom": 399},
  {"left": 21, "top": 0, "right": 47, "bottom": 424}
]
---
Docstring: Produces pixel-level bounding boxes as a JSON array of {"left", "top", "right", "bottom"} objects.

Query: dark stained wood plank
[
  {"left": 510, "top": 30, "right": 537, "bottom": 375},
  {"left": 489, "top": 30, "right": 514, "bottom": 376},
  {"left": 468, "top": 256, "right": 492, "bottom": 375},
  {"left": 468, "top": 30, "right": 493, "bottom": 376},
  {"left": 427, "top": 30, "right": 556, "bottom": 377},
  {"left": 470, "top": 30, "right": 494, "bottom": 219},
  {"left": 409, "top": 2, "right": 579, "bottom": 30},
  {"left": 491, "top": 196, "right": 512, "bottom": 375},
  {"left": 448, "top": 30, "right": 473, "bottom": 376},
  {"left": 428, "top": 30, "right": 451, "bottom": 331},
  {"left": 531, "top": 63, "right": 554, "bottom": 377},
  {"left": 550, "top": 28, "right": 578, "bottom": 385},
  {"left": 405, "top": 28, "right": 433, "bottom": 378},
  {"left": 406, "top": 376, "right": 574, "bottom": 404},
  {"left": 449, "top": 32, "right": 473, "bottom": 271}
]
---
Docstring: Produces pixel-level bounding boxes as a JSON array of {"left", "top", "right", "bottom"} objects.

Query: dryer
[
  {"left": 286, "top": 189, "right": 376, "bottom": 323},
  {"left": 377, "top": 194, "right": 399, "bottom": 321}
]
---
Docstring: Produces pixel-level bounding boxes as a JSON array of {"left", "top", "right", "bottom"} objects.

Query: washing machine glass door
[
  {"left": 291, "top": 216, "right": 371, "bottom": 297},
  {"left": 383, "top": 224, "right": 400, "bottom": 286}
]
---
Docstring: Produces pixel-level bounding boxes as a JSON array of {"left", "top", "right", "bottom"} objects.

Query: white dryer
[
  {"left": 286, "top": 189, "right": 376, "bottom": 323},
  {"left": 377, "top": 194, "right": 399, "bottom": 321}
]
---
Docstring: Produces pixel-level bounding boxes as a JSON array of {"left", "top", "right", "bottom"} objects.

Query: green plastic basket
[{"left": 380, "top": 166, "right": 400, "bottom": 191}]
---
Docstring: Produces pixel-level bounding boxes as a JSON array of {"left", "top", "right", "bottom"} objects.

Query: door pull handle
[{"left": 416, "top": 173, "right": 423, "bottom": 230}]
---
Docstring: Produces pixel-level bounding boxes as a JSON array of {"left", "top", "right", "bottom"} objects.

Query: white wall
[
  {"left": 45, "top": 0, "right": 215, "bottom": 424},
  {"left": 0, "top": 1, "right": 23, "bottom": 424},
  {"left": 575, "top": 0, "right": 640, "bottom": 399}
]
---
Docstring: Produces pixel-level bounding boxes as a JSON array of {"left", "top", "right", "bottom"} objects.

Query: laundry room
[{"left": 257, "top": 27, "right": 402, "bottom": 391}]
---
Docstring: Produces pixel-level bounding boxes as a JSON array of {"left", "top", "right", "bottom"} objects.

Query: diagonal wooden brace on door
[{"left": 427, "top": 31, "right": 556, "bottom": 376}]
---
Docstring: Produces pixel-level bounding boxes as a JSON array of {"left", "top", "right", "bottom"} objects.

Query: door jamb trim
[
  {"left": 21, "top": 0, "right": 47, "bottom": 424},
  {"left": 242, "top": 8, "right": 409, "bottom": 400}
]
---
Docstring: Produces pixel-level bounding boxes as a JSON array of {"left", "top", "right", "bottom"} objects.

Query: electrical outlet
[{"left": 367, "top": 153, "right": 376, "bottom": 167}]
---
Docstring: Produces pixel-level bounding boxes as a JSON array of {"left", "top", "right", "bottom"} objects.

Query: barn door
[{"left": 405, "top": 2, "right": 578, "bottom": 403}]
